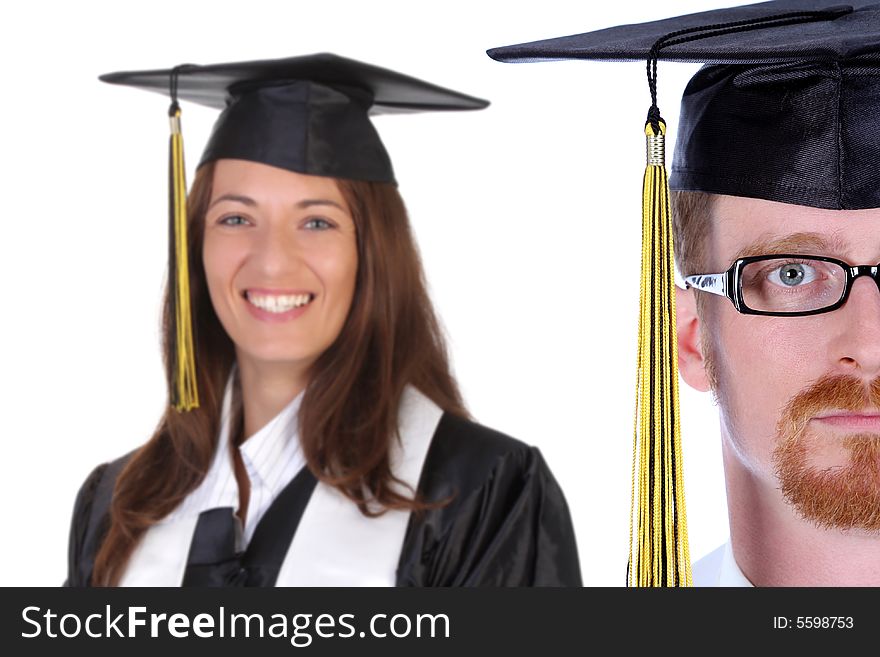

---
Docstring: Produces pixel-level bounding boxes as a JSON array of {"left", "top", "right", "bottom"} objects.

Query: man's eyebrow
[
  {"left": 733, "top": 232, "right": 846, "bottom": 261},
  {"left": 207, "top": 195, "right": 345, "bottom": 211}
]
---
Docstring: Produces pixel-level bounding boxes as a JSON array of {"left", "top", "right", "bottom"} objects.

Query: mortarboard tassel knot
[{"left": 645, "top": 121, "right": 665, "bottom": 166}]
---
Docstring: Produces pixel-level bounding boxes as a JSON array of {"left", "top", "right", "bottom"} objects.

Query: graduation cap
[
  {"left": 100, "top": 53, "right": 489, "bottom": 413},
  {"left": 488, "top": 0, "right": 880, "bottom": 586}
]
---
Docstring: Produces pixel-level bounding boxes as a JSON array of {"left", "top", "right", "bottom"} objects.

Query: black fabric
[
  {"left": 99, "top": 53, "right": 489, "bottom": 183},
  {"left": 486, "top": 1, "right": 880, "bottom": 63},
  {"left": 64, "top": 413, "right": 582, "bottom": 587},
  {"left": 62, "top": 463, "right": 106, "bottom": 587},
  {"left": 63, "top": 452, "right": 133, "bottom": 587},
  {"left": 397, "top": 413, "right": 582, "bottom": 586},
  {"left": 487, "top": 1, "right": 880, "bottom": 209},
  {"left": 671, "top": 55, "right": 880, "bottom": 209},
  {"left": 181, "top": 466, "right": 318, "bottom": 587},
  {"left": 199, "top": 81, "right": 394, "bottom": 183}
]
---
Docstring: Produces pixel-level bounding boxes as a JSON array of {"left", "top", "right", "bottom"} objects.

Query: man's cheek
[
  {"left": 719, "top": 322, "right": 798, "bottom": 469},
  {"left": 757, "top": 317, "right": 824, "bottom": 371}
]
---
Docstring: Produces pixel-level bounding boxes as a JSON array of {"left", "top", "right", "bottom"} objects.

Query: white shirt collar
[
  {"left": 160, "top": 364, "right": 306, "bottom": 545},
  {"left": 693, "top": 539, "right": 754, "bottom": 587},
  {"left": 238, "top": 382, "right": 304, "bottom": 497}
]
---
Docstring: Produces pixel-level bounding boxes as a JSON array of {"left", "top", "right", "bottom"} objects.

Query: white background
[{"left": 0, "top": 0, "right": 738, "bottom": 586}]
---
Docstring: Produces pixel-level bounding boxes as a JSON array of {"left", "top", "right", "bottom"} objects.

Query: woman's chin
[{"left": 234, "top": 346, "right": 321, "bottom": 369}]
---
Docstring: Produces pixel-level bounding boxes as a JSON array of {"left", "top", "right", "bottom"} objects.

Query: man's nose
[{"left": 829, "top": 276, "right": 880, "bottom": 377}]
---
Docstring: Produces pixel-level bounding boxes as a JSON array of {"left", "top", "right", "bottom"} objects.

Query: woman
[{"left": 65, "top": 54, "right": 581, "bottom": 587}]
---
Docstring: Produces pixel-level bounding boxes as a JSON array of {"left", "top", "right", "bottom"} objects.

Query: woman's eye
[
  {"left": 218, "top": 214, "right": 249, "bottom": 226},
  {"left": 769, "top": 262, "right": 817, "bottom": 287},
  {"left": 303, "top": 217, "right": 333, "bottom": 230}
]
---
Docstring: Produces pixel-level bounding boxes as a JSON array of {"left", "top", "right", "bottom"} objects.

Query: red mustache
[{"left": 777, "top": 374, "right": 880, "bottom": 439}]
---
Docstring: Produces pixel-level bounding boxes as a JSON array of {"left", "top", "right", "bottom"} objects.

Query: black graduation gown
[{"left": 65, "top": 412, "right": 582, "bottom": 587}]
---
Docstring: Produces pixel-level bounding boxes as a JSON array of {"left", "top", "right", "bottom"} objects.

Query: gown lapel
[{"left": 275, "top": 386, "right": 442, "bottom": 586}]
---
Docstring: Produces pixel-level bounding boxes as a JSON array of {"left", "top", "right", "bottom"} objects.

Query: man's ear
[{"left": 676, "top": 285, "right": 712, "bottom": 392}]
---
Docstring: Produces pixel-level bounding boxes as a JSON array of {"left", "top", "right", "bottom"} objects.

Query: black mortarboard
[
  {"left": 488, "top": 0, "right": 880, "bottom": 210},
  {"left": 100, "top": 54, "right": 489, "bottom": 413},
  {"left": 101, "top": 53, "right": 489, "bottom": 184},
  {"left": 488, "top": 0, "right": 880, "bottom": 587}
]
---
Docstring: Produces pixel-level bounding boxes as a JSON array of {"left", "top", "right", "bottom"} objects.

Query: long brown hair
[{"left": 92, "top": 162, "right": 467, "bottom": 586}]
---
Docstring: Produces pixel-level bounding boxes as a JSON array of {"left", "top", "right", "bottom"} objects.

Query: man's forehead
[{"left": 711, "top": 195, "right": 880, "bottom": 266}]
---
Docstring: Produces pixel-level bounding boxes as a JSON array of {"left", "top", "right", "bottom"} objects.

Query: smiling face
[
  {"left": 202, "top": 159, "right": 358, "bottom": 376},
  {"left": 680, "top": 194, "right": 880, "bottom": 530}
]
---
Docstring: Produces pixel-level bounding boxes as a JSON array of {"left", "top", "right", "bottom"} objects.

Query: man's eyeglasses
[{"left": 684, "top": 254, "right": 880, "bottom": 317}]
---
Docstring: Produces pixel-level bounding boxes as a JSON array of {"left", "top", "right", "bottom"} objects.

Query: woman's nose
[{"left": 253, "top": 222, "right": 301, "bottom": 276}]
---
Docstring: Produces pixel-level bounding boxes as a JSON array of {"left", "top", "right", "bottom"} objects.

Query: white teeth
[{"left": 246, "top": 292, "right": 312, "bottom": 313}]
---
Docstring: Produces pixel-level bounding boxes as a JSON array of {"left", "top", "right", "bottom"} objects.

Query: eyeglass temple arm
[{"left": 683, "top": 272, "right": 728, "bottom": 298}]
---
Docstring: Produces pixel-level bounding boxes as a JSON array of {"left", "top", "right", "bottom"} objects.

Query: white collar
[
  {"left": 236, "top": 378, "right": 304, "bottom": 498},
  {"left": 693, "top": 539, "right": 754, "bottom": 587},
  {"left": 161, "top": 364, "right": 305, "bottom": 524}
]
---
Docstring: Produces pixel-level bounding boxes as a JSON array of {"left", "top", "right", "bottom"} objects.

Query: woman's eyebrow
[
  {"left": 207, "top": 195, "right": 345, "bottom": 211},
  {"left": 295, "top": 199, "right": 346, "bottom": 211},
  {"left": 208, "top": 193, "right": 257, "bottom": 210}
]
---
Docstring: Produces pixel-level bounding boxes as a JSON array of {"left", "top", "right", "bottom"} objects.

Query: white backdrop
[{"left": 0, "top": 0, "right": 737, "bottom": 586}]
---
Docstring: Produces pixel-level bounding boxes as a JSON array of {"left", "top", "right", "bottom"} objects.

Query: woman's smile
[{"left": 242, "top": 288, "right": 316, "bottom": 320}]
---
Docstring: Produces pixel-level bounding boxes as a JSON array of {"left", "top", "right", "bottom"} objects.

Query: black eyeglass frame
[{"left": 683, "top": 254, "right": 880, "bottom": 317}]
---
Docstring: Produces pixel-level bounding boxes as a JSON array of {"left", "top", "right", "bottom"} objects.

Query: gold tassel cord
[
  {"left": 170, "top": 107, "right": 199, "bottom": 412},
  {"left": 628, "top": 119, "right": 692, "bottom": 586}
]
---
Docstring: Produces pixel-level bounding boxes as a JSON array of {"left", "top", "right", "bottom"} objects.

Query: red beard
[{"left": 773, "top": 375, "right": 880, "bottom": 530}]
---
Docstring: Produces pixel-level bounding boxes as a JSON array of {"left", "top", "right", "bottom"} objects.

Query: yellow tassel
[
  {"left": 169, "top": 107, "right": 199, "bottom": 412},
  {"left": 628, "top": 119, "right": 691, "bottom": 586}
]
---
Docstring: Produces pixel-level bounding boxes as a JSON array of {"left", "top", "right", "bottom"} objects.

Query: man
[
  {"left": 488, "top": 0, "right": 880, "bottom": 585},
  {"left": 674, "top": 191, "right": 880, "bottom": 586}
]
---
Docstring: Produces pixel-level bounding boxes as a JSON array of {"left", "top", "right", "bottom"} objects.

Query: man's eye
[
  {"left": 218, "top": 215, "right": 248, "bottom": 226},
  {"left": 304, "top": 218, "right": 333, "bottom": 230},
  {"left": 769, "top": 262, "right": 817, "bottom": 287}
]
